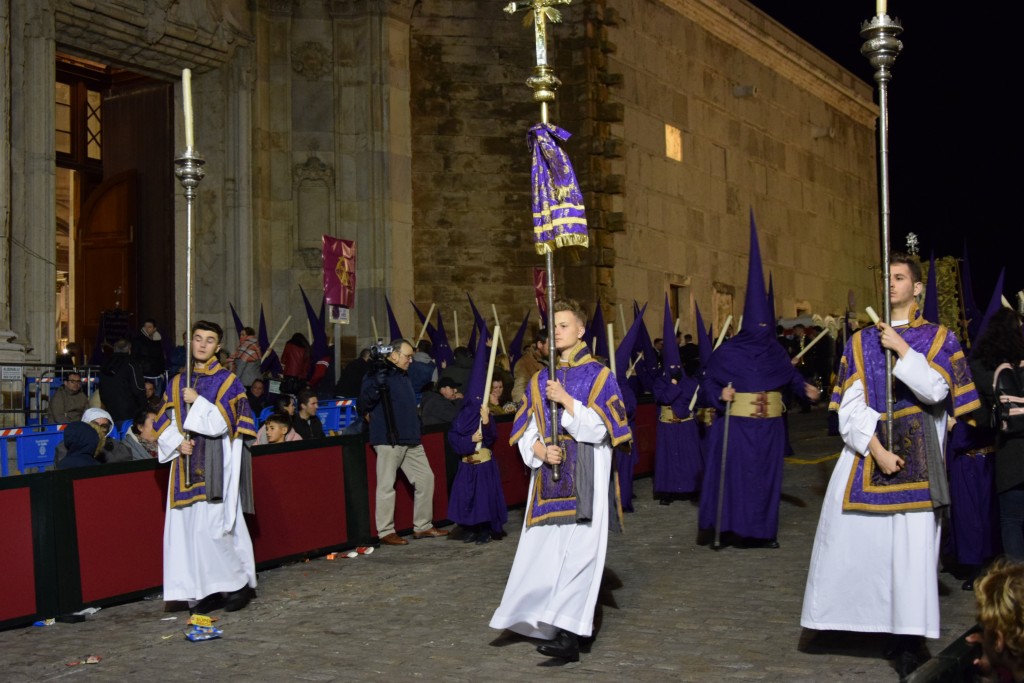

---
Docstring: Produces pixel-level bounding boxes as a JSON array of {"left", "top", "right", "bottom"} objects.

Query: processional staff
[
  {"left": 860, "top": 1, "right": 903, "bottom": 450},
  {"left": 504, "top": 0, "right": 584, "bottom": 483},
  {"left": 174, "top": 68, "right": 206, "bottom": 486}
]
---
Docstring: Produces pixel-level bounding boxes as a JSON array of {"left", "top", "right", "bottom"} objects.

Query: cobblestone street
[{"left": 0, "top": 408, "right": 977, "bottom": 682}]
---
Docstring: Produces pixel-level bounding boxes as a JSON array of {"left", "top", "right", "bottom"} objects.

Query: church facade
[{"left": 1, "top": 0, "right": 878, "bottom": 367}]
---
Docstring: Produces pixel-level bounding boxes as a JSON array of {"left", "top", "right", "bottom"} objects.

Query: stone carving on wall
[
  {"left": 55, "top": 0, "right": 253, "bottom": 76},
  {"left": 293, "top": 154, "right": 335, "bottom": 250},
  {"left": 292, "top": 41, "right": 332, "bottom": 81}
]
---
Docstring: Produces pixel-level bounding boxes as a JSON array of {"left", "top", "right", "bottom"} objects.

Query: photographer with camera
[{"left": 360, "top": 339, "right": 449, "bottom": 546}]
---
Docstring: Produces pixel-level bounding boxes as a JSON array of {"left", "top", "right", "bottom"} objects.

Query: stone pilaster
[
  {"left": 332, "top": 1, "right": 414, "bottom": 345},
  {"left": 8, "top": 0, "right": 57, "bottom": 362}
]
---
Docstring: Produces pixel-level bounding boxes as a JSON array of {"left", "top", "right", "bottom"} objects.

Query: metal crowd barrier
[{"left": 0, "top": 363, "right": 101, "bottom": 429}]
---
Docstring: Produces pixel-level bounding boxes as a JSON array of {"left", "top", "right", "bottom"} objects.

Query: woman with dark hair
[
  {"left": 274, "top": 394, "right": 296, "bottom": 416},
  {"left": 970, "top": 307, "right": 1024, "bottom": 561}
]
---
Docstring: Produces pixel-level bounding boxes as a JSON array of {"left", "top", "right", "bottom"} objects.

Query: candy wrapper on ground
[{"left": 184, "top": 624, "right": 223, "bottom": 642}]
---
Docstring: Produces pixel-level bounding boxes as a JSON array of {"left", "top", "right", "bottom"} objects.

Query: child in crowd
[
  {"left": 967, "top": 559, "right": 1024, "bottom": 683},
  {"left": 264, "top": 413, "right": 296, "bottom": 445}
]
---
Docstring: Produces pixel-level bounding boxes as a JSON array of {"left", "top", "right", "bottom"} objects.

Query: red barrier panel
[
  {"left": 250, "top": 445, "right": 348, "bottom": 563},
  {"left": 0, "top": 487, "right": 37, "bottom": 622},
  {"left": 493, "top": 421, "right": 530, "bottom": 507},
  {"left": 74, "top": 469, "right": 167, "bottom": 603},
  {"left": 365, "top": 432, "right": 449, "bottom": 537},
  {"left": 633, "top": 402, "right": 656, "bottom": 476}
]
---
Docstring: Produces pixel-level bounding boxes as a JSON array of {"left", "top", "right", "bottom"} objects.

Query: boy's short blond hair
[{"left": 975, "top": 558, "right": 1024, "bottom": 662}]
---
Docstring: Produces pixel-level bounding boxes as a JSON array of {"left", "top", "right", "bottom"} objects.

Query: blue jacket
[{"left": 360, "top": 364, "right": 421, "bottom": 446}]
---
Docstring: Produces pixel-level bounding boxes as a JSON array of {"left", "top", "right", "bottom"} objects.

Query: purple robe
[
  {"left": 511, "top": 342, "right": 631, "bottom": 527},
  {"left": 830, "top": 317, "right": 980, "bottom": 512},
  {"left": 155, "top": 359, "right": 256, "bottom": 508},
  {"left": 698, "top": 329, "right": 807, "bottom": 539},
  {"left": 617, "top": 382, "right": 639, "bottom": 512},
  {"left": 946, "top": 420, "right": 1001, "bottom": 565},
  {"left": 447, "top": 399, "right": 508, "bottom": 533},
  {"left": 652, "top": 373, "right": 703, "bottom": 495}
]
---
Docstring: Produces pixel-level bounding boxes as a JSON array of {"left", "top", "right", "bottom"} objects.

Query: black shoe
[
  {"left": 895, "top": 650, "right": 920, "bottom": 678},
  {"left": 536, "top": 630, "right": 580, "bottom": 662},
  {"left": 190, "top": 593, "right": 227, "bottom": 615},
  {"left": 962, "top": 578, "right": 975, "bottom": 591},
  {"left": 474, "top": 531, "right": 491, "bottom": 545},
  {"left": 223, "top": 586, "right": 254, "bottom": 613},
  {"left": 659, "top": 498, "right": 671, "bottom": 506}
]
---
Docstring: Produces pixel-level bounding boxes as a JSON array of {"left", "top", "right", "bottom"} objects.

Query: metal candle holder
[
  {"left": 174, "top": 148, "right": 205, "bottom": 485},
  {"left": 861, "top": 13, "right": 902, "bottom": 450}
]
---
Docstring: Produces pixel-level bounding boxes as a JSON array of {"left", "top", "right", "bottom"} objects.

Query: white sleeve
[
  {"left": 893, "top": 348, "right": 950, "bottom": 405},
  {"left": 516, "top": 413, "right": 544, "bottom": 470},
  {"left": 838, "top": 379, "right": 879, "bottom": 456},
  {"left": 182, "top": 395, "right": 230, "bottom": 438},
  {"left": 157, "top": 411, "right": 185, "bottom": 463},
  {"left": 561, "top": 399, "right": 610, "bottom": 446}
]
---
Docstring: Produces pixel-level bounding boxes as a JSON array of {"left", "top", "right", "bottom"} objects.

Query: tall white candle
[
  {"left": 182, "top": 68, "right": 194, "bottom": 150},
  {"left": 876, "top": 0, "right": 887, "bottom": 16}
]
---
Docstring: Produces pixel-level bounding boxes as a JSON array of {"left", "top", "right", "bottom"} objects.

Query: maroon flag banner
[{"left": 323, "top": 236, "right": 356, "bottom": 307}]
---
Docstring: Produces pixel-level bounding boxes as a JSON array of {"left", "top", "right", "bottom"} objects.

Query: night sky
[{"left": 746, "top": 2, "right": 1019, "bottom": 308}]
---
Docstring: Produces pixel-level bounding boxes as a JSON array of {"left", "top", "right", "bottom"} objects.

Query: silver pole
[
  {"left": 861, "top": 12, "right": 903, "bottom": 451},
  {"left": 712, "top": 382, "right": 733, "bottom": 550},
  {"left": 174, "top": 148, "right": 206, "bottom": 486}
]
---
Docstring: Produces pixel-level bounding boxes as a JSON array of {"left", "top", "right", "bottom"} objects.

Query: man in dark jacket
[
  {"left": 360, "top": 339, "right": 448, "bottom": 546},
  {"left": 419, "top": 377, "right": 463, "bottom": 426},
  {"left": 99, "top": 339, "right": 147, "bottom": 422},
  {"left": 132, "top": 319, "right": 166, "bottom": 379}
]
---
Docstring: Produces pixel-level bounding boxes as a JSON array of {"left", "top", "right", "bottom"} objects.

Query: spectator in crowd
[
  {"left": 512, "top": 329, "right": 549, "bottom": 404},
  {"left": 420, "top": 377, "right": 464, "bottom": 427},
  {"left": 144, "top": 379, "right": 163, "bottom": 412},
  {"left": 263, "top": 413, "right": 299, "bottom": 445},
  {"left": 965, "top": 559, "right": 1024, "bottom": 683},
  {"left": 227, "top": 326, "right": 262, "bottom": 388},
  {"left": 56, "top": 421, "right": 101, "bottom": 470},
  {"left": 291, "top": 389, "right": 325, "bottom": 440},
  {"left": 407, "top": 339, "right": 437, "bottom": 392},
  {"left": 99, "top": 338, "right": 147, "bottom": 422},
  {"left": 132, "top": 318, "right": 166, "bottom": 382},
  {"left": 361, "top": 338, "right": 448, "bottom": 545},
  {"left": 487, "top": 377, "right": 516, "bottom": 416},
  {"left": 281, "top": 333, "right": 311, "bottom": 394},
  {"left": 47, "top": 371, "right": 89, "bottom": 423},
  {"left": 123, "top": 408, "right": 159, "bottom": 459},
  {"left": 247, "top": 378, "right": 270, "bottom": 416},
  {"left": 336, "top": 348, "right": 371, "bottom": 398},
  {"left": 438, "top": 346, "right": 473, "bottom": 393},
  {"left": 309, "top": 339, "right": 337, "bottom": 397},
  {"left": 167, "top": 332, "right": 187, "bottom": 379},
  {"left": 254, "top": 412, "right": 302, "bottom": 445},
  {"left": 54, "top": 407, "right": 133, "bottom": 465},
  {"left": 275, "top": 394, "right": 297, "bottom": 417}
]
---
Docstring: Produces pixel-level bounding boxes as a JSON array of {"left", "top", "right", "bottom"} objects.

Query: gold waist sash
[
  {"left": 462, "top": 447, "right": 492, "bottom": 464},
  {"left": 729, "top": 391, "right": 784, "bottom": 419},
  {"left": 659, "top": 405, "right": 693, "bottom": 423}
]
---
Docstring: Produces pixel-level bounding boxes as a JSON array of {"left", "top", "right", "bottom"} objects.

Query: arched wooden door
[{"left": 75, "top": 170, "right": 137, "bottom": 360}]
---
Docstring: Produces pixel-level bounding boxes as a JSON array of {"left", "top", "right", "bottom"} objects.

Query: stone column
[
  {"left": 8, "top": 0, "right": 56, "bottom": 362},
  {"left": 331, "top": 0, "right": 414, "bottom": 346},
  {"left": 0, "top": 0, "right": 16, "bottom": 355}
]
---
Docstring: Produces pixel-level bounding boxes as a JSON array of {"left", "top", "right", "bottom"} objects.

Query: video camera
[{"left": 368, "top": 340, "right": 395, "bottom": 373}]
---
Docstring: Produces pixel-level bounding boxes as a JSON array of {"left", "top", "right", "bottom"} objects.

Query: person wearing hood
[
  {"left": 447, "top": 330, "right": 508, "bottom": 544},
  {"left": 652, "top": 295, "right": 704, "bottom": 505},
  {"left": 54, "top": 407, "right": 134, "bottom": 465},
  {"left": 99, "top": 338, "right": 147, "bottom": 422},
  {"left": 698, "top": 215, "right": 820, "bottom": 548},
  {"left": 132, "top": 319, "right": 166, "bottom": 382},
  {"left": 56, "top": 421, "right": 101, "bottom": 470},
  {"left": 614, "top": 314, "right": 645, "bottom": 513}
]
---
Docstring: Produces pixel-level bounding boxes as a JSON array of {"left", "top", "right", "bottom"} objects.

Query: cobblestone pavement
[{"left": 0, "top": 407, "right": 977, "bottom": 682}]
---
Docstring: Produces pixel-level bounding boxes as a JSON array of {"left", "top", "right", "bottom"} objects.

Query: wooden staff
[
  {"left": 415, "top": 303, "right": 436, "bottom": 344},
  {"left": 260, "top": 315, "right": 293, "bottom": 363},
  {"left": 627, "top": 352, "right": 642, "bottom": 378},
  {"left": 791, "top": 328, "right": 830, "bottom": 362},
  {"left": 371, "top": 316, "right": 379, "bottom": 342},
  {"left": 618, "top": 303, "right": 627, "bottom": 337},
  {"left": 477, "top": 324, "right": 502, "bottom": 453},
  {"left": 607, "top": 323, "right": 617, "bottom": 376},
  {"left": 712, "top": 382, "right": 734, "bottom": 551},
  {"left": 688, "top": 314, "right": 733, "bottom": 412},
  {"left": 453, "top": 310, "right": 460, "bottom": 348},
  {"left": 491, "top": 304, "right": 507, "bottom": 356}
]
